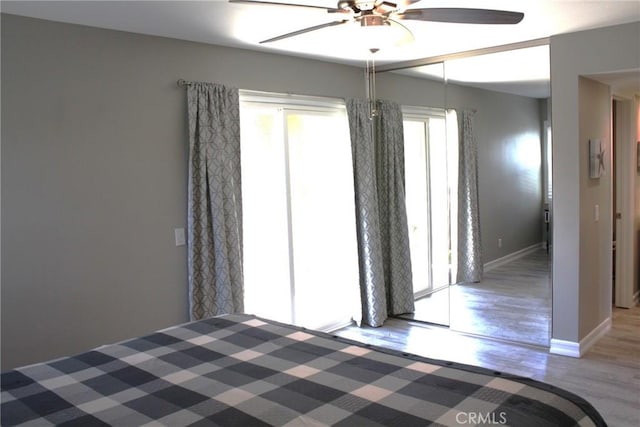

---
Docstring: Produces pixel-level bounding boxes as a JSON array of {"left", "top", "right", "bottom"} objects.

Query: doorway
[{"left": 612, "top": 96, "right": 636, "bottom": 308}]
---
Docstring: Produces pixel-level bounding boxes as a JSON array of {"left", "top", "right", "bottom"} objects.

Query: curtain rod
[
  {"left": 178, "top": 79, "right": 474, "bottom": 113},
  {"left": 176, "top": 80, "right": 348, "bottom": 105}
]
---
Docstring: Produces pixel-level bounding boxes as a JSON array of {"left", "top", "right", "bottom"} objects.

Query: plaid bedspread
[{"left": 2, "top": 314, "right": 605, "bottom": 426}]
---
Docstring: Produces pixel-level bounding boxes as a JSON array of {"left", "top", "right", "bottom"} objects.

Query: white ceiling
[{"left": 2, "top": 0, "right": 639, "bottom": 98}]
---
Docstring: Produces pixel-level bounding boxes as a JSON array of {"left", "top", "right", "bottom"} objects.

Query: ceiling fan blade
[
  {"left": 374, "top": 0, "right": 422, "bottom": 15},
  {"left": 397, "top": 8, "right": 524, "bottom": 25},
  {"left": 383, "top": 0, "right": 421, "bottom": 9},
  {"left": 375, "top": 1, "right": 399, "bottom": 14},
  {"left": 229, "top": 0, "right": 343, "bottom": 13},
  {"left": 260, "top": 20, "right": 350, "bottom": 43}
]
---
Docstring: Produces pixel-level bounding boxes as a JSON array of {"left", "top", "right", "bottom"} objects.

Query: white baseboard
[
  {"left": 549, "top": 316, "right": 611, "bottom": 358},
  {"left": 634, "top": 290, "right": 640, "bottom": 306},
  {"left": 548, "top": 339, "right": 580, "bottom": 357},
  {"left": 484, "top": 242, "right": 543, "bottom": 272}
]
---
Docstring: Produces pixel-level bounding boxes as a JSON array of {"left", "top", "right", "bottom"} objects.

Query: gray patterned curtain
[
  {"left": 347, "top": 99, "right": 414, "bottom": 327},
  {"left": 375, "top": 100, "right": 415, "bottom": 316},
  {"left": 187, "top": 83, "right": 244, "bottom": 320},
  {"left": 456, "top": 109, "right": 483, "bottom": 283},
  {"left": 347, "top": 99, "right": 387, "bottom": 327}
]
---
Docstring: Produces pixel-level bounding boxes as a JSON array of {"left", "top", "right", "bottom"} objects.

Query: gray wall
[
  {"left": 448, "top": 85, "right": 543, "bottom": 263},
  {"left": 550, "top": 21, "right": 640, "bottom": 343},
  {"left": 1, "top": 13, "right": 545, "bottom": 369},
  {"left": 1, "top": 13, "right": 364, "bottom": 369},
  {"left": 578, "top": 77, "right": 612, "bottom": 337}
]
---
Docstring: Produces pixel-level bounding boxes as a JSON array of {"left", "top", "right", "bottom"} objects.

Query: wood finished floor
[
  {"left": 335, "top": 305, "right": 640, "bottom": 427},
  {"left": 402, "top": 249, "right": 551, "bottom": 346}
]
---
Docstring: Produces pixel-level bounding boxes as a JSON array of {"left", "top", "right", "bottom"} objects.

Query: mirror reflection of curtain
[
  {"left": 346, "top": 98, "right": 415, "bottom": 327},
  {"left": 375, "top": 100, "right": 415, "bottom": 315},
  {"left": 456, "top": 109, "right": 483, "bottom": 283},
  {"left": 186, "top": 83, "right": 244, "bottom": 320}
]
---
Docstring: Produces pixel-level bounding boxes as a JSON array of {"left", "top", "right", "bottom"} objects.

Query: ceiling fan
[
  {"left": 229, "top": 0, "right": 524, "bottom": 45},
  {"left": 230, "top": 0, "right": 524, "bottom": 118}
]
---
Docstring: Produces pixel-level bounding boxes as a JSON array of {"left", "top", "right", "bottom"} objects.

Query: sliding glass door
[
  {"left": 285, "top": 110, "right": 359, "bottom": 329},
  {"left": 402, "top": 106, "right": 456, "bottom": 326},
  {"left": 240, "top": 97, "right": 359, "bottom": 331}
]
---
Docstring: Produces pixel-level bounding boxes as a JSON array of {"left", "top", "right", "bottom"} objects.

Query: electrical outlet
[{"left": 498, "top": 238, "right": 502, "bottom": 248}]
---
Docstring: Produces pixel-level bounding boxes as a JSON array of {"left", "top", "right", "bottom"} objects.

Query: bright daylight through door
[
  {"left": 403, "top": 109, "right": 457, "bottom": 298},
  {"left": 240, "top": 96, "right": 359, "bottom": 331}
]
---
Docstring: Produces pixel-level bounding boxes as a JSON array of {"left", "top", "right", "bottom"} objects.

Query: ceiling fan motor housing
[
  {"left": 359, "top": 14, "right": 388, "bottom": 27},
  {"left": 355, "top": 1, "right": 376, "bottom": 10}
]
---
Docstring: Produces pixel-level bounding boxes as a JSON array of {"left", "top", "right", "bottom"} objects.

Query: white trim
[
  {"left": 633, "top": 290, "right": 640, "bottom": 305},
  {"left": 549, "top": 317, "right": 611, "bottom": 358},
  {"left": 402, "top": 105, "right": 446, "bottom": 119},
  {"left": 319, "top": 318, "right": 356, "bottom": 334},
  {"left": 414, "top": 288, "right": 431, "bottom": 300},
  {"left": 580, "top": 317, "right": 612, "bottom": 355},
  {"left": 377, "top": 37, "right": 550, "bottom": 72},
  {"left": 239, "top": 90, "right": 346, "bottom": 111},
  {"left": 484, "top": 243, "right": 543, "bottom": 272},
  {"left": 548, "top": 338, "right": 580, "bottom": 357},
  {"left": 613, "top": 98, "right": 635, "bottom": 308}
]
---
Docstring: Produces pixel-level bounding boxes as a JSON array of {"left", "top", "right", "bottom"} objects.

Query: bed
[{"left": 1, "top": 314, "right": 606, "bottom": 426}]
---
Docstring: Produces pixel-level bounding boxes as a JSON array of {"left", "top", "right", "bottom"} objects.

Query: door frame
[{"left": 612, "top": 96, "right": 634, "bottom": 308}]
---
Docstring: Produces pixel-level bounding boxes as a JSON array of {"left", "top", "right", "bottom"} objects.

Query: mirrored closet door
[
  {"left": 379, "top": 62, "right": 453, "bottom": 327},
  {"left": 384, "top": 44, "right": 553, "bottom": 347}
]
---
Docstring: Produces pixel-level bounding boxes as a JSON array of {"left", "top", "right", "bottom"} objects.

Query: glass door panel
[
  {"left": 241, "top": 101, "right": 359, "bottom": 331},
  {"left": 404, "top": 120, "right": 431, "bottom": 297},
  {"left": 428, "top": 116, "right": 451, "bottom": 291},
  {"left": 286, "top": 111, "right": 359, "bottom": 330},
  {"left": 241, "top": 106, "right": 293, "bottom": 324},
  {"left": 393, "top": 62, "right": 450, "bottom": 326}
]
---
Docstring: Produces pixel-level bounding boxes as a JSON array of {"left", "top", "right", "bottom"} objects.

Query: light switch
[
  {"left": 174, "top": 228, "right": 186, "bottom": 246},
  {"left": 594, "top": 204, "right": 599, "bottom": 222}
]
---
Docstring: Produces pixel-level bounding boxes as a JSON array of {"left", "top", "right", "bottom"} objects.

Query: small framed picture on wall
[{"left": 589, "top": 139, "right": 604, "bottom": 179}]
